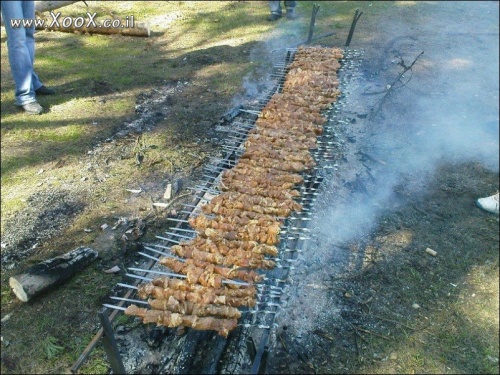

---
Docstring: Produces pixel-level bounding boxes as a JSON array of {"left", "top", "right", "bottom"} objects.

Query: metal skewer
[
  {"left": 127, "top": 268, "right": 251, "bottom": 286},
  {"left": 118, "top": 283, "right": 138, "bottom": 290},
  {"left": 103, "top": 304, "right": 127, "bottom": 311},
  {"left": 169, "top": 227, "right": 197, "bottom": 234},
  {"left": 156, "top": 235, "right": 182, "bottom": 244},
  {"left": 110, "top": 296, "right": 148, "bottom": 305},
  {"left": 163, "top": 231, "right": 196, "bottom": 240}
]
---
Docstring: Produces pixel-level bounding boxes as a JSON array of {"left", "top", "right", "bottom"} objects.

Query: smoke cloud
[{"left": 313, "top": 1, "right": 499, "bottom": 245}]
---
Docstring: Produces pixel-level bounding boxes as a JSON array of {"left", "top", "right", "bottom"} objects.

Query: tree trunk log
[
  {"left": 37, "top": 23, "right": 151, "bottom": 37},
  {"left": 35, "top": 1, "right": 82, "bottom": 13},
  {"left": 9, "top": 247, "right": 98, "bottom": 302},
  {"left": 1, "top": 1, "right": 81, "bottom": 26}
]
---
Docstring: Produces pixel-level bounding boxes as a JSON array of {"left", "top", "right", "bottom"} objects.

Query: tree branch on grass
[{"left": 370, "top": 51, "right": 425, "bottom": 120}]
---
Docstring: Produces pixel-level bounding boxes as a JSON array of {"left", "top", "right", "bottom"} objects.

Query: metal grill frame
[{"left": 70, "top": 46, "right": 364, "bottom": 375}]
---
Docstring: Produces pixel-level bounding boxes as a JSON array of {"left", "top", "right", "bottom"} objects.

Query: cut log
[
  {"left": 36, "top": 23, "right": 151, "bottom": 37},
  {"left": 35, "top": 1, "right": 82, "bottom": 13},
  {"left": 1, "top": 1, "right": 82, "bottom": 25},
  {"left": 9, "top": 247, "right": 98, "bottom": 302}
]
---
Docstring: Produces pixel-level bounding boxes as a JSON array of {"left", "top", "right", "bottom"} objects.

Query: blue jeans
[
  {"left": 1, "top": 0, "right": 43, "bottom": 105},
  {"left": 269, "top": 1, "right": 296, "bottom": 15}
]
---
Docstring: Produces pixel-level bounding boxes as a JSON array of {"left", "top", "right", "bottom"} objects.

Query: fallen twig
[
  {"left": 351, "top": 311, "right": 416, "bottom": 331},
  {"left": 370, "top": 51, "right": 424, "bottom": 119},
  {"left": 352, "top": 324, "right": 391, "bottom": 340}
]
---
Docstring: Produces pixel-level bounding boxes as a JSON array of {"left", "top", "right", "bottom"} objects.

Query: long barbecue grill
[{"left": 72, "top": 45, "right": 364, "bottom": 374}]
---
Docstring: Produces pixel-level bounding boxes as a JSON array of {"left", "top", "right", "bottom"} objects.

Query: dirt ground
[
  {"left": 1, "top": 1, "right": 498, "bottom": 374},
  {"left": 265, "top": 2, "right": 499, "bottom": 374}
]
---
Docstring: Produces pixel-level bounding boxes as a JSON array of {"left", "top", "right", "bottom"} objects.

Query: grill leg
[{"left": 99, "top": 310, "right": 126, "bottom": 374}]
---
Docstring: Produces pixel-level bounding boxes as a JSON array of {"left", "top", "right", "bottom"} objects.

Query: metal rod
[
  {"left": 142, "top": 250, "right": 184, "bottom": 262},
  {"left": 164, "top": 232, "right": 195, "bottom": 240},
  {"left": 345, "top": 8, "right": 363, "bottom": 47},
  {"left": 103, "top": 304, "right": 127, "bottom": 312},
  {"left": 245, "top": 310, "right": 276, "bottom": 315},
  {"left": 167, "top": 217, "right": 189, "bottom": 223},
  {"left": 138, "top": 251, "right": 161, "bottom": 262},
  {"left": 155, "top": 235, "right": 181, "bottom": 243},
  {"left": 117, "top": 283, "right": 138, "bottom": 290},
  {"left": 143, "top": 246, "right": 168, "bottom": 256},
  {"left": 99, "top": 309, "right": 126, "bottom": 375},
  {"left": 307, "top": 4, "right": 320, "bottom": 44},
  {"left": 143, "top": 242, "right": 171, "bottom": 250},
  {"left": 240, "top": 109, "right": 260, "bottom": 115},
  {"left": 110, "top": 296, "right": 148, "bottom": 305},
  {"left": 128, "top": 268, "right": 251, "bottom": 286},
  {"left": 126, "top": 273, "right": 154, "bottom": 282},
  {"left": 169, "top": 227, "right": 197, "bottom": 234},
  {"left": 240, "top": 324, "right": 271, "bottom": 329}
]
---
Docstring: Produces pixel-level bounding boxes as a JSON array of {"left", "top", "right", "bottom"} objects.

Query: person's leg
[
  {"left": 1, "top": 1, "right": 38, "bottom": 105},
  {"left": 21, "top": 0, "right": 43, "bottom": 91},
  {"left": 284, "top": 0, "right": 297, "bottom": 19},
  {"left": 268, "top": 1, "right": 282, "bottom": 21}
]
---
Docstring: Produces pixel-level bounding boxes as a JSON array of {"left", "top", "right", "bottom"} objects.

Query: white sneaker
[{"left": 477, "top": 193, "right": 499, "bottom": 214}]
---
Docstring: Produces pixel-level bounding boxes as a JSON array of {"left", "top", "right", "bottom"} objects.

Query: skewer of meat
[
  {"left": 125, "top": 304, "right": 238, "bottom": 337},
  {"left": 244, "top": 134, "right": 316, "bottom": 150},
  {"left": 208, "top": 191, "right": 302, "bottom": 212},
  {"left": 254, "top": 117, "right": 325, "bottom": 134},
  {"left": 221, "top": 173, "right": 297, "bottom": 190},
  {"left": 237, "top": 156, "right": 313, "bottom": 173},
  {"left": 267, "top": 92, "right": 335, "bottom": 108},
  {"left": 148, "top": 296, "right": 242, "bottom": 319},
  {"left": 260, "top": 110, "right": 326, "bottom": 125},
  {"left": 149, "top": 276, "right": 256, "bottom": 296},
  {"left": 295, "top": 46, "right": 344, "bottom": 59},
  {"left": 160, "top": 257, "right": 264, "bottom": 284},
  {"left": 242, "top": 145, "right": 316, "bottom": 164},
  {"left": 223, "top": 166, "right": 304, "bottom": 184},
  {"left": 202, "top": 199, "right": 294, "bottom": 218},
  {"left": 171, "top": 244, "right": 276, "bottom": 269},
  {"left": 179, "top": 236, "right": 279, "bottom": 257},
  {"left": 197, "top": 225, "right": 280, "bottom": 246},
  {"left": 219, "top": 182, "right": 300, "bottom": 201},
  {"left": 138, "top": 284, "right": 257, "bottom": 307},
  {"left": 248, "top": 127, "right": 319, "bottom": 143},
  {"left": 189, "top": 214, "right": 281, "bottom": 232}
]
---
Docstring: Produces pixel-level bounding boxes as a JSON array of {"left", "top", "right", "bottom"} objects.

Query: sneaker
[
  {"left": 20, "top": 102, "right": 43, "bottom": 115},
  {"left": 35, "top": 85, "right": 55, "bottom": 95},
  {"left": 286, "top": 10, "right": 298, "bottom": 20},
  {"left": 267, "top": 13, "right": 282, "bottom": 21},
  {"left": 477, "top": 193, "right": 499, "bottom": 214}
]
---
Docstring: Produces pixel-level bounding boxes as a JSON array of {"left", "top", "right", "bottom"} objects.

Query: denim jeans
[
  {"left": 1, "top": 0, "right": 43, "bottom": 105},
  {"left": 269, "top": 1, "right": 296, "bottom": 15}
]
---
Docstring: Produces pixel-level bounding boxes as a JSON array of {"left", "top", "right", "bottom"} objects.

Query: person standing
[
  {"left": 1, "top": 0, "right": 55, "bottom": 115},
  {"left": 268, "top": 1, "right": 297, "bottom": 21}
]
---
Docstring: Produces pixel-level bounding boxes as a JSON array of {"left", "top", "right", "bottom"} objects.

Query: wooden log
[
  {"left": 35, "top": 1, "right": 82, "bottom": 13},
  {"left": 1, "top": 1, "right": 81, "bottom": 26},
  {"left": 9, "top": 247, "right": 98, "bottom": 302},
  {"left": 36, "top": 23, "right": 151, "bottom": 37}
]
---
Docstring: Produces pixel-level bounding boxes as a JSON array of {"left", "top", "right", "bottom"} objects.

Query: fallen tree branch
[
  {"left": 370, "top": 51, "right": 425, "bottom": 119},
  {"left": 9, "top": 247, "right": 98, "bottom": 302},
  {"left": 36, "top": 23, "right": 151, "bottom": 37},
  {"left": 35, "top": 1, "right": 82, "bottom": 13}
]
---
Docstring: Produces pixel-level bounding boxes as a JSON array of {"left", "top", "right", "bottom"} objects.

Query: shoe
[
  {"left": 477, "top": 193, "right": 499, "bottom": 214},
  {"left": 35, "top": 85, "right": 55, "bottom": 95},
  {"left": 267, "top": 13, "right": 282, "bottom": 21},
  {"left": 21, "top": 102, "right": 43, "bottom": 115},
  {"left": 286, "top": 10, "right": 298, "bottom": 20}
]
